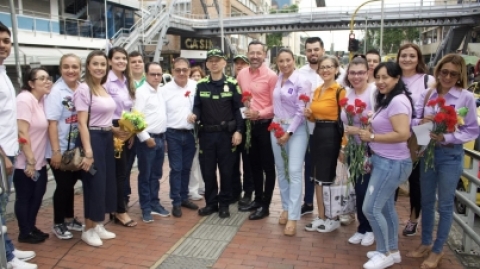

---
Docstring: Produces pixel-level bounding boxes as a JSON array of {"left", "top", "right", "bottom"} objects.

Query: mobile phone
[
  {"left": 25, "top": 164, "right": 40, "bottom": 181},
  {"left": 88, "top": 166, "right": 97, "bottom": 176}
]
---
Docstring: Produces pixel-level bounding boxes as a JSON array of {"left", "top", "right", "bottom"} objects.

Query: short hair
[
  {"left": 344, "top": 57, "right": 368, "bottom": 88},
  {"left": 318, "top": 55, "right": 341, "bottom": 80},
  {"left": 129, "top": 51, "right": 143, "bottom": 58},
  {"left": 248, "top": 40, "right": 267, "bottom": 52},
  {"left": 366, "top": 49, "right": 381, "bottom": 61},
  {"left": 145, "top": 62, "right": 161, "bottom": 74},
  {"left": 58, "top": 53, "right": 81, "bottom": 75},
  {"left": 305, "top": 37, "right": 324, "bottom": 49},
  {"left": 189, "top": 66, "right": 205, "bottom": 79},
  {"left": 434, "top": 53, "right": 468, "bottom": 89},
  {"left": 0, "top": 22, "right": 11, "bottom": 37},
  {"left": 22, "top": 67, "right": 49, "bottom": 91},
  {"left": 396, "top": 43, "right": 428, "bottom": 74},
  {"left": 173, "top": 57, "right": 190, "bottom": 68}
]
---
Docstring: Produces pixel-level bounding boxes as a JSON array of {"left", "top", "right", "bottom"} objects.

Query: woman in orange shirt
[{"left": 304, "top": 55, "right": 345, "bottom": 233}]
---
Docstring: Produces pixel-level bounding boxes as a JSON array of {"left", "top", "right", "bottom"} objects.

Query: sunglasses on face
[{"left": 439, "top": 69, "right": 460, "bottom": 78}]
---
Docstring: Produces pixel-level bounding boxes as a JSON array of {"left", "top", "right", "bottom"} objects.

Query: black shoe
[
  {"left": 198, "top": 206, "right": 219, "bottom": 216},
  {"left": 238, "top": 192, "right": 252, "bottom": 207},
  {"left": 248, "top": 207, "right": 270, "bottom": 220},
  {"left": 18, "top": 233, "right": 45, "bottom": 244},
  {"left": 229, "top": 194, "right": 241, "bottom": 204},
  {"left": 172, "top": 206, "right": 182, "bottom": 218},
  {"left": 218, "top": 207, "right": 230, "bottom": 219},
  {"left": 301, "top": 204, "right": 314, "bottom": 216},
  {"left": 238, "top": 201, "right": 262, "bottom": 212},
  {"left": 32, "top": 227, "right": 49, "bottom": 239},
  {"left": 181, "top": 200, "right": 199, "bottom": 210}
]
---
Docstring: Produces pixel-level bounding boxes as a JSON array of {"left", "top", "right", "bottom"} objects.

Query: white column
[
  {"left": 50, "top": 0, "right": 59, "bottom": 19},
  {"left": 17, "top": 0, "right": 23, "bottom": 14}
]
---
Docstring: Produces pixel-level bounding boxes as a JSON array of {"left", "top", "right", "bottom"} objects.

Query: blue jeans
[
  {"left": 136, "top": 137, "right": 165, "bottom": 213},
  {"left": 363, "top": 154, "right": 412, "bottom": 254},
  {"left": 303, "top": 135, "right": 314, "bottom": 204},
  {"left": 420, "top": 144, "right": 464, "bottom": 254},
  {"left": 166, "top": 129, "right": 196, "bottom": 207},
  {"left": 2, "top": 156, "right": 15, "bottom": 262},
  {"left": 270, "top": 123, "right": 308, "bottom": 220},
  {"left": 354, "top": 172, "right": 373, "bottom": 234}
]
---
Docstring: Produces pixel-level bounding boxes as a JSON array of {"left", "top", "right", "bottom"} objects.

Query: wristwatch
[
  {"left": 370, "top": 133, "right": 375, "bottom": 141},
  {"left": 288, "top": 132, "right": 293, "bottom": 136}
]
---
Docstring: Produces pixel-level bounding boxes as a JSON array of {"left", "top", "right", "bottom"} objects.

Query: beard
[{"left": 308, "top": 58, "right": 318, "bottom": 64}]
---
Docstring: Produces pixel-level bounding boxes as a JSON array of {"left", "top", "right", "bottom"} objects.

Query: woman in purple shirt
[
  {"left": 396, "top": 43, "right": 434, "bottom": 236},
  {"left": 358, "top": 62, "right": 414, "bottom": 269},
  {"left": 407, "top": 54, "right": 479, "bottom": 268},
  {"left": 341, "top": 56, "right": 376, "bottom": 247},
  {"left": 74, "top": 50, "right": 117, "bottom": 247},
  {"left": 271, "top": 49, "right": 311, "bottom": 236},
  {"left": 104, "top": 47, "right": 137, "bottom": 227}
]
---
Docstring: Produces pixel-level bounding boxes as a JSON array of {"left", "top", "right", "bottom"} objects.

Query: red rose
[
  {"left": 184, "top": 91, "right": 191, "bottom": 97},
  {"left": 339, "top": 97, "right": 349, "bottom": 107},
  {"left": 299, "top": 94, "right": 310, "bottom": 103},
  {"left": 346, "top": 105, "right": 355, "bottom": 114}
]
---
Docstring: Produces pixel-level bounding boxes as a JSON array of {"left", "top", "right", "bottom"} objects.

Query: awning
[
  {"left": 4, "top": 47, "right": 94, "bottom": 66},
  {"left": 468, "top": 43, "right": 480, "bottom": 58}
]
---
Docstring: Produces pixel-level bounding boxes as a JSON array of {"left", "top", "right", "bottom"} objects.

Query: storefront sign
[{"left": 181, "top": 37, "right": 223, "bottom": 51}]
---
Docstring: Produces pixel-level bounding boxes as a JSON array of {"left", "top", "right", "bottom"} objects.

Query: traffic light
[{"left": 348, "top": 33, "right": 360, "bottom": 52}]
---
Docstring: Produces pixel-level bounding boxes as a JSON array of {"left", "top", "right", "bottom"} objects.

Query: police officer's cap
[
  {"left": 206, "top": 49, "right": 226, "bottom": 60},
  {"left": 233, "top": 55, "right": 249, "bottom": 64}
]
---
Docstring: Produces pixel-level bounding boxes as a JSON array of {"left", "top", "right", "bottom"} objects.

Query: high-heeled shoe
[
  {"left": 284, "top": 220, "right": 296, "bottom": 236},
  {"left": 406, "top": 244, "right": 432, "bottom": 258},
  {"left": 114, "top": 216, "right": 137, "bottom": 227},
  {"left": 278, "top": 211, "right": 288, "bottom": 225},
  {"left": 420, "top": 252, "right": 444, "bottom": 269}
]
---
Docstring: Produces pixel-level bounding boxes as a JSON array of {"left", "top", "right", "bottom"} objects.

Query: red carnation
[
  {"left": 339, "top": 97, "right": 349, "bottom": 107},
  {"left": 360, "top": 116, "right": 369, "bottom": 125},
  {"left": 274, "top": 129, "right": 285, "bottom": 139},
  {"left": 437, "top": 97, "right": 446, "bottom": 107},
  {"left": 299, "top": 94, "right": 310, "bottom": 103},
  {"left": 360, "top": 101, "right": 367, "bottom": 109},
  {"left": 242, "top": 91, "right": 252, "bottom": 103},
  {"left": 427, "top": 99, "right": 437, "bottom": 107},
  {"left": 433, "top": 113, "right": 446, "bottom": 123},
  {"left": 356, "top": 107, "right": 364, "bottom": 114},
  {"left": 346, "top": 104, "right": 355, "bottom": 114},
  {"left": 184, "top": 91, "right": 191, "bottom": 97},
  {"left": 268, "top": 122, "right": 280, "bottom": 132},
  {"left": 354, "top": 99, "right": 364, "bottom": 108},
  {"left": 18, "top": 137, "right": 27, "bottom": 145}
]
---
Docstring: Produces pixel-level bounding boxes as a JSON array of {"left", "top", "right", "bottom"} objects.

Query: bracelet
[
  {"left": 52, "top": 151, "right": 61, "bottom": 156},
  {"left": 26, "top": 162, "right": 36, "bottom": 166},
  {"left": 85, "top": 156, "right": 93, "bottom": 159}
]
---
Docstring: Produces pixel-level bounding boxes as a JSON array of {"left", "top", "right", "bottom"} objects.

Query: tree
[
  {"left": 371, "top": 27, "right": 420, "bottom": 54},
  {"left": 266, "top": 4, "right": 298, "bottom": 50}
]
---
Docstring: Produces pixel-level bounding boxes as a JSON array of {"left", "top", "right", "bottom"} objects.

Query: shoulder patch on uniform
[
  {"left": 226, "top": 76, "right": 238, "bottom": 84},
  {"left": 198, "top": 76, "right": 210, "bottom": 84}
]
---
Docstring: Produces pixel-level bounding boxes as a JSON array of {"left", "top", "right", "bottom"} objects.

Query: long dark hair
[
  {"left": 374, "top": 62, "right": 415, "bottom": 118},
  {"left": 85, "top": 50, "right": 108, "bottom": 96},
  {"left": 108, "top": 46, "right": 135, "bottom": 99},
  {"left": 22, "top": 67, "right": 49, "bottom": 91},
  {"left": 396, "top": 43, "right": 428, "bottom": 74}
]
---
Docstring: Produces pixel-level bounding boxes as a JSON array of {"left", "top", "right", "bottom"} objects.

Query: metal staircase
[{"left": 431, "top": 26, "right": 471, "bottom": 67}]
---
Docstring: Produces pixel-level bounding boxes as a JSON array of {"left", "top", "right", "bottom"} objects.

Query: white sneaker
[
  {"left": 7, "top": 257, "right": 37, "bottom": 269},
  {"left": 340, "top": 214, "right": 355, "bottom": 226},
  {"left": 366, "top": 251, "right": 401, "bottom": 263},
  {"left": 348, "top": 232, "right": 365, "bottom": 244},
  {"left": 94, "top": 225, "right": 116, "bottom": 239},
  {"left": 81, "top": 228, "right": 103, "bottom": 247},
  {"left": 305, "top": 217, "right": 324, "bottom": 232},
  {"left": 198, "top": 188, "right": 205, "bottom": 195},
  {"left": 317, "top": 219, "right": 340, "bottom": 233},
  {"left": 363, "top": 253, "right": 394, "bottom": 269},
  {"left": 361, "top": 232, "right": 375, "bottom": 246},
  {"left": 12, "top": 249, "right": 35, "bottom": 261},
  {"left": 189, "top": 193, "right": 203, "bottom": 201}
]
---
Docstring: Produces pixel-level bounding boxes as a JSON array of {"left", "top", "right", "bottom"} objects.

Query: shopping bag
[{"left": 324, "top": 162, "right": 356, "bottom": 219}]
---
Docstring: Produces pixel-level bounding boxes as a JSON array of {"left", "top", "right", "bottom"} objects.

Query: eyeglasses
[
  {"left": 348, "top": 70, "right": 367, "bottom": 77},
  {"left": 319, "top": 65, "right": 335, "bottom": 71},
  {"left": 148, "top": 73, "right": 163, "bottom": 77},
  {"left": 439, "top": 69, "right": 460, "bottom": 78},
  {"left": 174, "top": 68, "right": 189, "bottom": 74},
  {"left": 33, "top": 76, "right": 52, "bottom": 82}
]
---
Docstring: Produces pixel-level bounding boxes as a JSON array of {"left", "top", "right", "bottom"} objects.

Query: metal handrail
[{"left": 0, "top": 152, "right": 9, "bottom": 268}]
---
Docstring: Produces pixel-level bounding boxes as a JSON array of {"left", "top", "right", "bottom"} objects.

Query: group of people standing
[{"left": 0, "top": 17, "right": 479, "bottom": 269}]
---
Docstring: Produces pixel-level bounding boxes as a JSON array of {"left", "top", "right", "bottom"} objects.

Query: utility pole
[
  {"left": 8, "top": 0, "right": 22, "bottom": 90},
  {"left": 379, "top": 0, "right": 385, "bottom": 56}
]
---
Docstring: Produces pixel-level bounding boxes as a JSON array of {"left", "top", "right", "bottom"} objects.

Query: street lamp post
[
  {"left": 349, "top": 0, "right": 381, "bottom": 60},
  {"left": 8, "top": 0, "right": 22, "bottom": 89},
  {"left": 364, "top": 17, "right": 368, "bottom": 54},
  {"left": 379, "top": 0, "right": 384, "bottom": 56}
]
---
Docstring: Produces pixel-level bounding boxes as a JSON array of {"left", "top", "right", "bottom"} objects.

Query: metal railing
[
  {"left": 0, "top": 153, "right": 10, "bottom": 269},
  {"left": 454, "top": 148, "right": 480, "bottom": 252}
]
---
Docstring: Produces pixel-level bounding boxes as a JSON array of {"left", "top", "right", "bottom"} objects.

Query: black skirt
[{"left": 311, "top": 121, "right": 343, "bottom": 184}]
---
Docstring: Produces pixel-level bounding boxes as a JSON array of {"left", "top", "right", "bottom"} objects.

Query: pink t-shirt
[
  {"left": 73, "top": 83, "right": 116, "bottom": 127},
  {"left": 15, "top": 91, "right": 48, "bottom": 170},
  {"left": 369, "top": 94, "right": 412, "bottom": 160}
]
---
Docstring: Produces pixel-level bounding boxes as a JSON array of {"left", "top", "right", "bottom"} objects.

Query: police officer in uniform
[{"left": 188, "top": 49, "right": 244, "bottom": 218}]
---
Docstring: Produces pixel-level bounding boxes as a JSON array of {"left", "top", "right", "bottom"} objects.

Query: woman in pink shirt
[
  {"left": 14, "top": 67, "right": 52, "bottom": 244},
  {"left": 74, "top": 50, "right": 117, "bottom": 247}
]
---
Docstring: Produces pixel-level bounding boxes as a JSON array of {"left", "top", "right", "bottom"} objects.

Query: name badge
[
  {"left": 221, "top": 92, "right": 233, "bottom": 98},
  {"left": 200, "top": 91, "right": 211, "bottom": 98},
  {"left": 212, "top": 95, "right": 219, "bottom": 99}
]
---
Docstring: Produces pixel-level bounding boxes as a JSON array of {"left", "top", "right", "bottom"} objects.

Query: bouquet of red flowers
[
  {"left": 423, "top": 97, "right": 462, "bottom": 171},
  {"left": 339, "top": 97, "right": 369, "bottom": 183},
  {"left": 242, "top": 91, "right": 253, "bottom": 153},
  {"left": 268, "top": 122, "right": 289, "bottom": 183},
  {"left": 299, "top": 94, "right": 311, "bottom": 141}
]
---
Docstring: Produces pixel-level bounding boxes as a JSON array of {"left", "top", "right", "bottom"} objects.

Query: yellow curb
[{"left": 149, "top": 216, "right": 207, "bottom": 269}]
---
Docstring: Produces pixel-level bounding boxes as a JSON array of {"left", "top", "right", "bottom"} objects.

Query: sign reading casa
[{"left": 181, "top": 37, "right": 214, "bottom": 50}]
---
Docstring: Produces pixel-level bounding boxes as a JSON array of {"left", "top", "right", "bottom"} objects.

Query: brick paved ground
[{"left": 4, "top": 160, "right": 465, "bottom": 269}]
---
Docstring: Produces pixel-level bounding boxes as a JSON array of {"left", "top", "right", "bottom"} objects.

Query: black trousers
[
  {"left": 114, "top": 143, "right": 129, "bottom": 213},
  {"left": 232, "top": 130, "right": 254, "bottom": 198},
  {"left": 394, "top": 164, "right": 421, "bottom": 219},
  {"left": 199, "top": 131, "right": 236, "bottom": 208},
  {"left": 14, "top": 166, "right": 47, "bottom": 238},
  {"left": 248, "top": 120, "right": 276, "bottom": 208},
  {"left": 48, "top": 161, "right": 81, "bottom": 224}
]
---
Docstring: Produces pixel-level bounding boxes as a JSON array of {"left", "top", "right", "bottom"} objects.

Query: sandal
[
  {"left": 420, "top": 252, "right": 444, "bottom": 269},
  {"left": 406, "top": 244, "right": 432, "bottom": 258},
  {"left": 114, "top": 216, "right": 137, "bottom": 227},
  {"left": 279, "top": 211, "right": 288, "bottom": 225},
  {"left": 284, "top": 220, "right": 296, "bottom": 236}
]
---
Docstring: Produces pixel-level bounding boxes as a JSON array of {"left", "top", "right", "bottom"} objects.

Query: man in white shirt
[
  {"left": 134, "top": 62, "right": 169, "bottom": 223},
  {"left": 0, "top": 22, "right": 38, "bottom": 269},
  {"left": 162, "top": 57, "right": 199, "bottom": 218}
]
